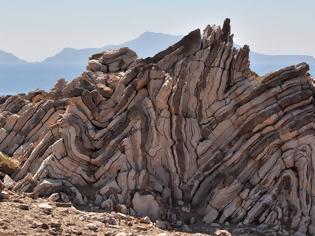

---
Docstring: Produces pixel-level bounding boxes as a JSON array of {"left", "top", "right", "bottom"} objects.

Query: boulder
[
  {"left": 203, "top": 206, "right": 219, "bottom": 224},
  {"left": 132, "top": 193, "right": 159, "bottom": 221},
  {"left": 3, "top": 174, "right": 15, "bottom": 189},
  {"left": 87, "top": 47, "right": 137, "bottom": 73}
]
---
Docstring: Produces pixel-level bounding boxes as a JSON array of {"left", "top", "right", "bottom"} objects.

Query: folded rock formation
[{"left": 0, "top": 19, "right": 314, "bottom": 234}]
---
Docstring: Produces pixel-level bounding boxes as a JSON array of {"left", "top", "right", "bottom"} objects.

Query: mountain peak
[
  {"left": 130, "top": 31, "right": 182, "bottom": 43},
  {"left": 139, "top": 31, "right": 181, "bottom": 37},
  {"left": 0, "top": 49, "right": 27, "bottom": 65}
]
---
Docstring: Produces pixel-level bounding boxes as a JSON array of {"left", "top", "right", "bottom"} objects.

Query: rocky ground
[
  {"left": 0, "top": 186, "right": 293, "bottom": 236},
  {"left": 0, "top": 190, "right": 220, "bottom": 236}
]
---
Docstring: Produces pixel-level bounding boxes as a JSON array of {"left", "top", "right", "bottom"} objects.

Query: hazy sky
[{"left": 0, "top": 0, "right": 314, "bottom": 62}]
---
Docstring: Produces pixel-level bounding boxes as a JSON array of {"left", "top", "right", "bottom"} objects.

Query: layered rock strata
[{"left": 0, "top": 19, "right": 314, "bottom": 234}]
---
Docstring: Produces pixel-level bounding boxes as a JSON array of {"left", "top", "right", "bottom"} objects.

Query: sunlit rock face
[{"left": 0, "top": 19, "right": 314, "bottom": 235}]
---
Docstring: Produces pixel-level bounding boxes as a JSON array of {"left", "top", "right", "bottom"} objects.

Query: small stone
[
  {"left": 87, "top": 222, "right": 102, "bottom": 231},
  {"left": 48, "top": 192, "right": 70, "bottom": 203},
  {"left": 87, "top": 60, "right": 107, "bottom": 73},
  {"left": 48, "top": 193, "right": 60, "bottom": 202},
  {"left": 31, "top": 221, "right": 49, "bottom": 230},
  {"left": 215, "top": 229, "right": 232, "bottom": 236},
  {"left": 49, "top": 221, "right": 61, "bottom": 229},
  {"left": 0, "top": 191, "right": 9, "bottom": 199},
  {"left": 103, "top": 216, "right": 118, "bottom": 225},
  {"left": 139, "top": 216, "right": 151, "bottom": 224},
  {"left": 126, "top": 221, "right": 133, "bottom": 226},
  {"left": 182, "top": 224, "right": 192, "bottom": 232},
  {"left": 65, "top": 221, "right": 75, "bottom": 226},
  {"left": 12, "top": 198, "right": 23, "bottom": 203},
  {"left": 41, "top": 223, "right": 49, "bottom": 230},
  {"left": 182, "top": 206, "right": 190, "bottom": 213},
  {"left": 155, "top": 220, "right": 167, "bottom": 229},
  {"left": 107, "top": 224, "right": 120, "bottom": 229},
  {"left": 38, "top": 203, "right": 54, "bottom": 214},
  {"left": 96, "top": 84, "right": 113, "bottom": 98},
  {"left": 18, "top": 204, "right": 29, "bottom": 210},
  {"left": 104, "top": 233, "right": 114, "bottom": 236},
  {"left": 79, "top": 215, "right": 88, "bottom": 221},
  {"left": 136, "top": 225, "right": 148, "bottom": 231},
  {"left": 94, "top": 194, "right": 103, "bottom": 205},
  {"left": 116, "top": 204, "right": 128, "bottom": 215},
  {"left": 55, "top": 202, "right": 72, "bottom": 207},
  {"left": 211, "top": 223, "right": 221, "bottom": 227},
  {"left": 72, "top": 229, "right": 83, "bottom": 235},
  {"left": 49, "top": 229, "right": 59, "bottom": 235},
  {"left": 129, "top": 208, "right": 136, "bottom": 216},
  {"left": 101, "top": 199, "right": 114, "bottom": 211},
  {"left": 31, "top": 221, "right": 42, "bottom": 228},
  {"left": 177, "top": 200, "right": 184, "bottom": 206},
  {"left": 3, "top": 175, "right": 15, "bottom": 189},
  {"left": 115, "top": 232, "right": 133, "bottom": 236},
  {"left": 115, "top": 212, "right": 132, "bottom": 221},
  {"left": 176, "top": 220, "right": 183, "bottom": 226}
]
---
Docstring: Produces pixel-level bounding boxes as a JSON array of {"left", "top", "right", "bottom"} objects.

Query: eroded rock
[
  {"left": 88, "top": 47, "right": 137, "bottom": 73},
  {"left": 132, "top": 193, "right": 160, "bottom": 220},
  {"left": 3, "top": 174, "right": 15, "bottom": 189},
  {"left": 0, "top": 18, "right": 314, "bottom": 235}
]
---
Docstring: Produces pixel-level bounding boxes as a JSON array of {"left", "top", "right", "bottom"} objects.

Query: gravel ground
[{"left": 0, "top": 190, "right": 290, "bottom": 236}]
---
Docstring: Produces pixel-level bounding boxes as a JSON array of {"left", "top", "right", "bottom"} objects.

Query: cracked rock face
[{"left": 0, "top": 19, "right": 315, "bottom": 234}]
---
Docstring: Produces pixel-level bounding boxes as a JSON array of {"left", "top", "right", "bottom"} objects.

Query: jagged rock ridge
[{"left": 0, "top": 19, "right": 314, "bottom": 234}]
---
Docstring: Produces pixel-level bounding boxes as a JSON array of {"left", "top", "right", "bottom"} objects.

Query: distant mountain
[
  {"left": 42, "top": 32, "right": 183, "bottom": 65},
  {"left": 234, "top": 44, "right": 315, "bottom": 75},
  {"left": 0, "top": 32, "right": 182, "bottom": 94},
  {"left": 0, "top": 50, "right": 27, "bottom": 65},
  {"left": 249, "top": 51, "right": 315, "bottom": 75},
  {"left": 0, "top": 33, "right": 314, "bottom": 95}
]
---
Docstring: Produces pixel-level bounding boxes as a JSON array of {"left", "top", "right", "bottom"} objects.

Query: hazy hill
[
  {"left": 250, "top": 51, "right": 315, "bottom": 75},
  {"left": 0, "top": 50, "right": 27, "bottom": 65},
  {"left": 0, "top": 32, "right": 314, "bottom": 94},
  {"left": 0, "top": 32, "right": 182, "bottom": 94},
  {"left": 42, "top": 32, "right": 183, "bottom": 65}
]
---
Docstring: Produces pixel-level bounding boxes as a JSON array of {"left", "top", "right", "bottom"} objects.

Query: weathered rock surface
[
  {"left": 0, "top": 179, "right": 4, "bottom": 192},
  {"left": 0, "top": 19, "right": 314, "bottom": 235}
]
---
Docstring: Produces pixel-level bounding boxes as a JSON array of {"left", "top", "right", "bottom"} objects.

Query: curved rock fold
[{"left": 0, "top": 19, "right": 314, "bottom": 234}]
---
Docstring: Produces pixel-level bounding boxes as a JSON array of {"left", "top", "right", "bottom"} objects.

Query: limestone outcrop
[{"left": 0, "top": 19, "right": 314, "bottom": 235}]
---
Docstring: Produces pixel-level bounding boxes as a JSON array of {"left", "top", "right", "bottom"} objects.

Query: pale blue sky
[{"left": 0, "top": 0, "right": 314, "bottom": 62}]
